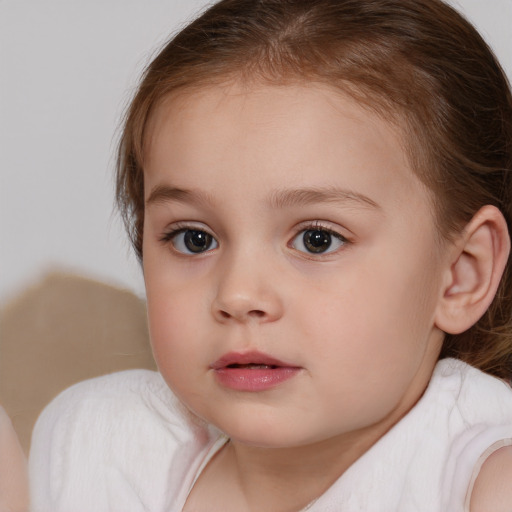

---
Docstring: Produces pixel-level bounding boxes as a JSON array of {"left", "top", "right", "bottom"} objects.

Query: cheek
[
  {"left": 147, "top": 290, "right": 201, "bottom": 350},
  {"left": 144, "top": 264, "right": 208, "bottom": 379},
  {"left": 146, "top": 295, "right": 208, "bottom": 410},
  {"left": 300, "top": 249, "right": 441, "bottom": 376}
]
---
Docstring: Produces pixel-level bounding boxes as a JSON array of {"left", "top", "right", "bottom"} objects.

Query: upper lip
[{"left": 210, "top": 351, "right": 298, "bottom": 370}]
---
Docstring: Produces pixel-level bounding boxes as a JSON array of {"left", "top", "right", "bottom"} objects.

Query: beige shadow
[{"left": 0, "top": 272, "right": 156, "bottom": 455}]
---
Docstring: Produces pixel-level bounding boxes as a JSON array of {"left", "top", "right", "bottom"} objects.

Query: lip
[{"left": 210, "top": 351, "right": 301, "bottom": 391}]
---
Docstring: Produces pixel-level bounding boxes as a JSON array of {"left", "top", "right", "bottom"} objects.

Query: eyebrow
[
  {"left": 146, "top": 185, "right": 214, "bottom": 207},
  {"left": 146, "top": 184, "right": 380, "bottom": 210},
  {"left": 268, "top": 186, "right": 380, "bottom": 210}
]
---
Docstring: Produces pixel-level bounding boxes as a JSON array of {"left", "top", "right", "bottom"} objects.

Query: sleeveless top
[
  {"left": 306, "top": 358, "right": 512, "bottom": 511},
  {"left": 29, "top": 358, "right": 512, "bottom": 512}
]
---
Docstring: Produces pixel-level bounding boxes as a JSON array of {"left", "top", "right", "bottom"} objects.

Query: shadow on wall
[{"left": 0, "top": 272, "right": 156, "bottom": 455}]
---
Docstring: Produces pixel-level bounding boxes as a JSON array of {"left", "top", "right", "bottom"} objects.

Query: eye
[
  {"left": 168, "top": 229, "right": 218, "bottom": 254},
  {"left": 291, "top": 227, "right": 347, "bottom": 255}
]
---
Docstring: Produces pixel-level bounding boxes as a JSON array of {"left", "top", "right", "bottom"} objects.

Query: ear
[{"left": 435, "top": 205, "right": 511, "bottom": 335}]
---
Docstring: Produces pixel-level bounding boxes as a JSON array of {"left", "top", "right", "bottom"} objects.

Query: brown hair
[{"left": 116, "top": 0, "right": 512, "bottom": 379}]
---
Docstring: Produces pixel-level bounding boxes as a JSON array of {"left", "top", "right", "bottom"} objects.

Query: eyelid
[
  {"left": 289, "top": 221, "right": 351, "bottom": 256},
  {"left": 159, "top": 222, "right": 219, "bottom": 255},
  {"left": 159, "top": 221, "right": 213, "bottom": 240},
  {"left": 295, "top": 220, "right": 351, "bottom": 240}
]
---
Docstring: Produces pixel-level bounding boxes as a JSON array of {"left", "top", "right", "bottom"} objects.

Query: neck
[
  {"left": 186, "top": 359, "right": 437, "bottom": 512},
  {"left": 217, "top": 375, "right": 431, "bottom": 512},
  {"left": 220, "top": 421, "right": 391, "bottom": 511}
]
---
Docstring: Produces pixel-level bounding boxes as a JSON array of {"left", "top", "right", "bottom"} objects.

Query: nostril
[
  {"left": 213, "top": 297, "right": 277, "bottom": 322},
  {"left": 217, "top": 309, "right": 265, "bottom": 320}
]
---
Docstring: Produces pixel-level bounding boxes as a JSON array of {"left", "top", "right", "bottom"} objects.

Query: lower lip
[{"left": 213, "top": 367, "right": 300, "bottom": 391}]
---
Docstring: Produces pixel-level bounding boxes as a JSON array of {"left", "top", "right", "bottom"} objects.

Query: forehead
[{"left": 143, "top": 82, "right": 430, "bottom": 213}]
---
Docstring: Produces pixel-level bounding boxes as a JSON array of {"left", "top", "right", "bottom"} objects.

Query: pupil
[
  {"left": 304, "top": 230, "right": 331, "bottom": 253},
  {"left": 184, "top": 230, "right": 211, "bottom": 253}
]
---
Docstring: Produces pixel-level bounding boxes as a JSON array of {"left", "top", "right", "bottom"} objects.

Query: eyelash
[
  {"left": 159, "top": 223, "right": 218, "bottom": 255},
  {"left": 159, "top": 222, "right": 200, "bottom": 244},
  {"left": 159, "top": 221, "right": 350, "bottom": 256},
  {"left": 290, "top": 221, "right": 349, "bottom": 256}
]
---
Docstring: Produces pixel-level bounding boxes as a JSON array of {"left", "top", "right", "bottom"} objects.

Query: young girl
[{"left": 29, "top": 0, "right": 512, "bottom": 510}]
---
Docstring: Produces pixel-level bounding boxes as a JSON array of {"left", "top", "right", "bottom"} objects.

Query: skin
[
  {"left": 0, "top": 406, "right": 28, "bottom": 512},
  {"left": 470, "top": 445, "right": 512, "bottom": 511},
  {"left": 141, "top": 82, "right": 503, "bottom": 511}
]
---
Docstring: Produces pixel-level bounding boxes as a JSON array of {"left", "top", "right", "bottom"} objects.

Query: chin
[{"left": 214, "top": 418, "right": 319, "bottom": 449}]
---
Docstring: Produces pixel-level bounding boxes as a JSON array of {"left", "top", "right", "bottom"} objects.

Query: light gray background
[{"left": 1, "top": 0, "right": 511, "bottom": 305}]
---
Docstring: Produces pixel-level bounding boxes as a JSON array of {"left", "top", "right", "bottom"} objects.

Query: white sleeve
[{"left": 29, "top": 369, "right": 203, "bottom": 512}]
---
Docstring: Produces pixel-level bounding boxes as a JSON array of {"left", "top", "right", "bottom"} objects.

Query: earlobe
[{"left": 435, "top": 205, "right": 511, "bottom": 335}]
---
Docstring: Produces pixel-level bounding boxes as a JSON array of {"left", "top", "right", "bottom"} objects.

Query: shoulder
[
  {"left": 0, "top": 406, "right": 29, "bottom": 512},
  {"left": 30, "top": 369, "right": 187, "bottom": 448},
  {"left": 32, "top": 369, "right": 170, "bottom": 430},
  {"left": 29, "top": 370, "right": 205, "bottom": 510},
  {"left": 470, "top": 445, "right": 512, "bottom": 512}
]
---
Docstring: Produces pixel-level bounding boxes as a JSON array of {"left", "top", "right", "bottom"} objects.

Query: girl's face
[{"left": 142, "top": 83, "right": 448, "bottom": 449}]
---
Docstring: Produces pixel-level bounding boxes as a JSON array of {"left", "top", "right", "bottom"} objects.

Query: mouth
[
  {"left": 225, "top": 363, "right": 279, "bottom": 369},
  {"left": 211, "top": 351, "right": 294, "bottom": 370},
  {"left": 210, "top": 351, "right": 301, "bottom": 391}
]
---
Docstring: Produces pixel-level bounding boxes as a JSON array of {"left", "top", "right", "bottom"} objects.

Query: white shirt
[{"left": 29, "top": 359, "right": 512, "bottom": 512}]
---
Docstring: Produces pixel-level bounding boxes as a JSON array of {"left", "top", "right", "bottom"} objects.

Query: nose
[{"left": 211, "top": 252, "right": 284, "bottom": 324}]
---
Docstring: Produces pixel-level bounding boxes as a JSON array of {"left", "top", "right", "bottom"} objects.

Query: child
[{"left": 29, "top": 0, "right": 512, "bottom": 510}]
